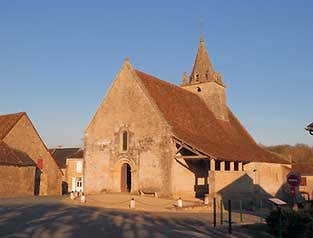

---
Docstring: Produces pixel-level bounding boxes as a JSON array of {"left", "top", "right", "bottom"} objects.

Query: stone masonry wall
[
  {"left": 182, "top": 82, "right": 228, "bottom": 121},
  {"left": 85, "top": 62, "right": 174, "bottom": 196},
  {"left": 3, "top": 115, "right": 62, "bottom": 195},
  {"left": 0, "top": 165, "right": 36, "bottom": 197}
]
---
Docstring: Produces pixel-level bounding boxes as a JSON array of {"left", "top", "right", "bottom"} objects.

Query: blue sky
[{"left": 0, "top": 1, "right": 312, "bottom": 147}]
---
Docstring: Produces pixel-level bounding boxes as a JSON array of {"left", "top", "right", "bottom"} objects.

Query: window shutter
[{"left": 37, "top": 159, "right": 43, "bottom": 170}]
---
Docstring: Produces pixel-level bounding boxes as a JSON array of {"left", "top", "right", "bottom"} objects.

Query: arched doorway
[{"left": 121, "top": 163, "right": 131, "bottom": 192}]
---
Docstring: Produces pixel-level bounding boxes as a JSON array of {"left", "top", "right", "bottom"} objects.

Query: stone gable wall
[
  {"left": 85, "top": 64, "right": 175, "bottom": 196},
  {"left": 3, "top": 115, "right": 62, "bottom": 195}
]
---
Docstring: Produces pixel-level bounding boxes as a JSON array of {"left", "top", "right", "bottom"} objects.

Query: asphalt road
[{"left": 0, "top": 196, "right": 273, "bottom": 238}]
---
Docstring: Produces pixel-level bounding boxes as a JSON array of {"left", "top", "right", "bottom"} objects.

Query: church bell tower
[{"left": 181, "top": 37, "right": 229, "bottom": 121}]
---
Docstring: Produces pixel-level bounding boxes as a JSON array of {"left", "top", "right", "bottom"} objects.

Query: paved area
[{"left": 0, "top": 195, "right": 274, "bottom": 238}]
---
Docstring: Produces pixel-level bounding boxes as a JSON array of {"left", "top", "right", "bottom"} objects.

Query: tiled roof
[
  {"left": 0, "top": 140, "right": 36, "bottom": 166},
  {"left": 67, "top": 149, "right": 84, "bottom": 159},
  {"left": 50, "top": 148, "right": 81, "bottom": 168},
  {"left": 134, "top": 69, "right": 288, "bottom": 164},
  {"left": 292, "top": 164, "right": 313, "bottom": 176},
  {"left": 0, "top": 112, "right": 25, "bottom": 139}
]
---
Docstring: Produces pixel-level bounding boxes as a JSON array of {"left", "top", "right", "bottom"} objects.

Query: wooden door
[{"left": 121, "top": 164, "right": 127, "bottom": 192}]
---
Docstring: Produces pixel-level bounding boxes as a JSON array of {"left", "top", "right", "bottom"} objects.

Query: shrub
[{"left": 266, "top": 207, "right": 313, "bottom": 237}]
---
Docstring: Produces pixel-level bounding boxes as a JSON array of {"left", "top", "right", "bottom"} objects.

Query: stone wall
[
  {"left": 0, "top": 165, "right": 36, "bottom": 197},
  {"left": 85, "top": 62, "right": 174, "bottom": 196},
  {"left": 244, "top": 162, "right": 291, "bottom": 196},
  {"left": 171, "top": 158, "right": 193, "bottom": 197},
  {"left": 182, "top": 82, "right": 228, "bottom": 121},
  {"left": 171, "top": 157, "right": 291, "bottom": 201},
  {"left": 3, "top": 115, "right": 62, "bottom": 195}
]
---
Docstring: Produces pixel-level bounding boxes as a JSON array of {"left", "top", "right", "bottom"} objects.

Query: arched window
[{"left": 122, "top": 131, "right": 128, "bottom": 151}]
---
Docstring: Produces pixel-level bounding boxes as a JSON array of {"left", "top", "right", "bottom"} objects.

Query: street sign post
[
  {"left": 287, "top": 172, "right": 301, "bottom": 197},
  {"left": 287, "top": 172, "right": 301, "bottom": 187}
]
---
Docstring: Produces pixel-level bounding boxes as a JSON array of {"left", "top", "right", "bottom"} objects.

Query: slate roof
[
  {"left": 50, "top": 148, "right": 82, "bottom": 168},
  {"left": 0, "top": 140, "right": 36, "bottom": 166},
  {"left": 134, "top": 69, "right": 288, "bottom": 164}
]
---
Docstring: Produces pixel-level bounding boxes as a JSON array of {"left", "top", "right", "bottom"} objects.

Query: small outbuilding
[
  {"left": 0, "top": 112, "right": 62, "bottom": 196},
  {"left": 292, "top": 163, "right": 313, "bottom": 200}
]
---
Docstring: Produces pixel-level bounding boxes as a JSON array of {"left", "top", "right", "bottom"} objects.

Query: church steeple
[
  {"left": 185, "top": 36, "right": 224, "bottom": 87},
  {"left": 181, "top": 37, "right": 229, "bottom": 121}
]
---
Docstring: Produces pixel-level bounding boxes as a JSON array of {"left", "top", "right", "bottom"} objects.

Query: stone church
[{"left": 85, "top": 38, "right": 291, "bottom": 200}]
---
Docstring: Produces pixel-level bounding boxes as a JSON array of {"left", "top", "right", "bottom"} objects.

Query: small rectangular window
[
  {"left": 122, "top": 131, "right": 128, "bottom": 151},
  {"left": 300, "top": 177, "right": 307, "bottom": 186},
  {"left": 76, "top": 161, "right": 82, "bottom": 173}
]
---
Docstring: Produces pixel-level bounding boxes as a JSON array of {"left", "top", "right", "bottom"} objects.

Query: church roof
[
  {"left": 134, "top": 69, "right": 288, "bottom": 164},
  {"left": 0, "top": 140, "right": 36, "bottom": 166}
]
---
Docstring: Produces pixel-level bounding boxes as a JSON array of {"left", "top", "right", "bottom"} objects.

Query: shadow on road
[{"left": 0, "top": 200, "right": 273, "bottom": 238}]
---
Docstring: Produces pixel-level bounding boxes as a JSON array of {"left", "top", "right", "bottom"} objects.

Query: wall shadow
[
  {"left": 218, "top": 174, "right": 273, "bottom": 210},
  {"left": 0, "top": 198, "right": 271, "bottom": 238}
]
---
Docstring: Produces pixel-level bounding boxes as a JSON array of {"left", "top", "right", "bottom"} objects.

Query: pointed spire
[
  {"left": 181, "top": 72, "right": 189, "bottom": 86},
  {"left": 123, "top": 56, "right": 133, "bottom": 70},
  {"left": 189, "top": 37, "right": 224, "bottom": 86}
]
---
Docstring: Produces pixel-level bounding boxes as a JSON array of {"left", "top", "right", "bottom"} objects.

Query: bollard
[
  {"left": 130, "top": 198, "right": 135, "bottom": 209},
  {"left": 228, "top": 200, "right": 232, "bottom": 234},
  {"left": 177, "top": 197, "right": 183, "bottom": 208},
  {"left": 239, "top": 200, "right": 243, "bottom": 223},
  {"left": 204, "top": 194, "right": 209, "bottom": 205},
  {"left": 220, "top": 199, "right": 223, "bottom": 225},
  {"left": 70, "top": 192, "right": 75, "bottom": 200},
  {"left": 80, "top": 193, "right": 86, "bottom": 203},
  {"left": 213, "top": 197, "right": 216, "bottom": 227}
]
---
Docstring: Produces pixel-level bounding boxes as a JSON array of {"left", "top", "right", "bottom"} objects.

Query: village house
[
  {"left": 84, "top": 38, "right": 291, "bottom": 202},
  {"left": 0, "top": 112, "right": 62, "bottom": 196},
  {"left": 292, "top": 164, "right": 313, "bottom": 200},
  {"left": 50, "top": 147, "right": 84, "bottom": 193}
]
